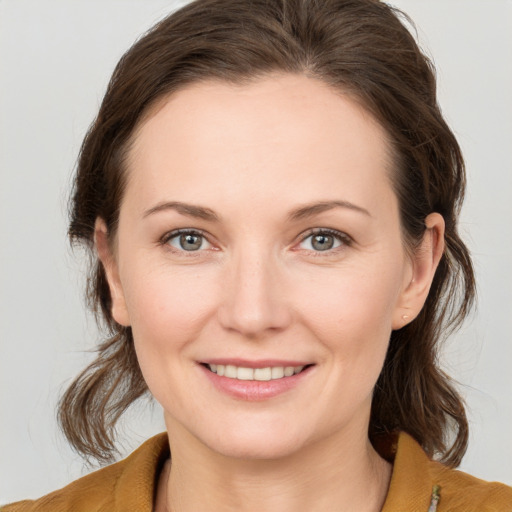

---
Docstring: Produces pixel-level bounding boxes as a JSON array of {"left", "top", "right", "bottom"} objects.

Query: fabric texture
[{"left": 3, "top": 432, "right": 512, "bottom": 511}]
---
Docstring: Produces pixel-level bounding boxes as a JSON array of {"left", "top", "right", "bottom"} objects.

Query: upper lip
[{"left": 200, "top": 358, "right": 314, "bottom": 368}]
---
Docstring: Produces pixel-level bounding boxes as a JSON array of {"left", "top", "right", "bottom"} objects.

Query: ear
[
  {"left": 94, "top": 218, "right": 131, "bottom": 327},
  {"left": 392, "top": 213, "right": 445, "bottom": 330}
]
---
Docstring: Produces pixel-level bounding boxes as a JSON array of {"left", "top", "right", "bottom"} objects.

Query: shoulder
[
  {"left": 382, "top": 432, "right": 512, "bottom": 512},
  {"left": 1, "top": 433, "right": 169, "bottom": 512},
  {"left": 1, "top": 463, "right": 121, "bottom": 512}
]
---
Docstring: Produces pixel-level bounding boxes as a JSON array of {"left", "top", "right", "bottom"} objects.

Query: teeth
[
  {"left": 271, "top": 367, "right": 284, "bottom": 379},
  {"left": 237, "top": 367, "right": 254, "bottom": 380},
  {"left": 284, "top": 366, "right": 295, "bottom": 377},
  {"left": 254, "top": 367, "right": 271, "bottom": 381},
  {"left": 225, "top": 365, "right": 237, "bottom": 378},
  {"left": 208, "top": 364, "right": 305, "bottom": 381}
]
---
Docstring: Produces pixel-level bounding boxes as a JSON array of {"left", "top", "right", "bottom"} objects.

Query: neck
[{"left": 161, "top": 422, "right": 392, "bottom": 512}]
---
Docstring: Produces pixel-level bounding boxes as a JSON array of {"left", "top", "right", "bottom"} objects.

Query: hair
[{"left": 60, "top": 0, "right": 475, "bottom": 466}]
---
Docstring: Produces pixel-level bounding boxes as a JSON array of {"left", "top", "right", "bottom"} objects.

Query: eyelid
[
  {"left": 161, "top": 227, "right": 206, "bottom": 243},
  {"left": 160, "top": 228, "right": 215, "bottom": 254},
  {"left": 296, "top": 228, "right": 353, "bottom": 253},
  {"left": 159, "top": 227, "right": 352, "bottom": 255}
]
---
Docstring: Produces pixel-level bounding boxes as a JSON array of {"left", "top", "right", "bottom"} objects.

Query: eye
[
  {"left": 298, "top": 229, "right": 351, "bottom": 252},
  {"left": 163, "top": 229, "right": 212, "bottom": 252}
]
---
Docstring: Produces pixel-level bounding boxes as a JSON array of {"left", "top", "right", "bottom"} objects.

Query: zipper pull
[{"left": 427, "top": 484, "right": 441, "bottom": 512}]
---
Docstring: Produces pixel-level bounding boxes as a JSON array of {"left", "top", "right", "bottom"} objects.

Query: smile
[
  {"left": 200, "top": 361, "right": 315, "bottom": 401},
  {"left": 206, "top": 364, "right": 305, "bottom": 381}
]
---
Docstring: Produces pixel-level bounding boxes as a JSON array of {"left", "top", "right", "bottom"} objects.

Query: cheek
[
  {"left": 294, "top": 259, "right": 403, "bottom": 340},
  {"left": 121, "top": 264, "right": 221, "bottom": 405},
  {"left": 291, "top": 257, "right": 404, "bottom": 393},
  {"left": 120, "top": 260, "right": 219, "bottom": 349}
]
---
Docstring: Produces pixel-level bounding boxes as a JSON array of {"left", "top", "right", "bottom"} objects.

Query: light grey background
[{"left": 1, "top": 0, "right": 511, "bottom": 503}]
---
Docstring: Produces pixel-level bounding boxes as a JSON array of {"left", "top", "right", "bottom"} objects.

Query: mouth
[
  {"left": 199, "top": 360, "right": 315, "bottom": 401},
  {"left": 200, "top": 362, "right": 314, "bottom": 381}
]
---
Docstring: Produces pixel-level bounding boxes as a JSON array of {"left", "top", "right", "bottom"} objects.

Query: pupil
[
  {"left": 312, "top": 234, "right": 333, "bottom": 251},
  {"left": 180, "top": 234, "right": 202, "bottom": 251}
]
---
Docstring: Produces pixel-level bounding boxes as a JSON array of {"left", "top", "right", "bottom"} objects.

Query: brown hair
[{"left": 61, "top": 0, "right": 475, "bottom": 466}]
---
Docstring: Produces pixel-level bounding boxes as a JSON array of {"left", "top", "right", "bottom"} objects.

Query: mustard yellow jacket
[{"left": 3, "top": 432, "right": 512, "bottom": 511}]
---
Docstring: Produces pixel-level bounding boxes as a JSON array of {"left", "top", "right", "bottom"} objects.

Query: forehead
[{"left": 124, "top": 73, "right": 395, "bottom": 214}]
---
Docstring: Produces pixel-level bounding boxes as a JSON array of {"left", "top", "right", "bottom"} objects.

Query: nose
[{"left": 217, "top": 246, "right": 292, "bottom": 338}]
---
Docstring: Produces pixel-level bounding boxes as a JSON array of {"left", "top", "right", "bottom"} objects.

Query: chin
[
  {"left": 209, "top": 434, "right": 305, "bottom": 461},
  {"left": 197, "top": 419, "right": 311, "bottom": 461}
]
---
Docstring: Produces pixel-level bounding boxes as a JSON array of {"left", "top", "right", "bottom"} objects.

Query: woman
[{"left": 3, "top": 0, "right": 511, "bottom": 510}]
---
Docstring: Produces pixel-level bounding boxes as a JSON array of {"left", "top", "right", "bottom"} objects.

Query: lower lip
[{"left": 199, "top": 364, "right": 314, "bottom": 401}]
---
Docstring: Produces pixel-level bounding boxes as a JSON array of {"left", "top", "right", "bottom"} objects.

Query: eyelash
[
  {"left": 159, "top": 228, "right": 352, "bottom": 257},
  {"left": 160, "top": 228, "right": 211, "bottom": 257},
  {"left": 299, "top": 228, "right": 353, "bottom": 256}
]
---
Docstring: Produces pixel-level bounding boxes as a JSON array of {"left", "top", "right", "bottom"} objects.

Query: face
[{"left": 98, "top": 74, "right": 440, "bottom": 461}]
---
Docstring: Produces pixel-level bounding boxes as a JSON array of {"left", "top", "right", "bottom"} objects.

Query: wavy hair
[{"left": 60, "top": 0, "right": 475, "bottom": 466}]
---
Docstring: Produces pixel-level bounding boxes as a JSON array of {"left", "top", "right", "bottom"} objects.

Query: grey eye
[
  {"left": 299, "top": 231, "right": 344, "bottom": 252},
  {"left": 180, "top": 233, "right": 203, "bottom": 251},
  {"left": 312, "top": 234, "right": 335, "bottom": 251},
  {"left": 167, "top": 231, "right": 210, "bottom": 251}
]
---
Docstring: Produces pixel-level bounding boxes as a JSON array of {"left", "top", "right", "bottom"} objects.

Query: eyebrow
[
  {"left": 143, "top": 201, "right": 220, "bottom": 221},
  {"left": 287, "top": 200, "right": 372, "bottom": 221},
  {"left": 143, "top": 199, "right": 371, "bottom": 222}
]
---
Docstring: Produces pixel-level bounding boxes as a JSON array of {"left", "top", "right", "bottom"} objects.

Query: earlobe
[
  {"left": 94, "top": 218, "right": 131, "bottom": 327},
  {"left": 392, "top": 213, "right": 445, "bottom": 330}
]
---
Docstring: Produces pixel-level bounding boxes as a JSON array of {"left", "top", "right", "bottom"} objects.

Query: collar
[
  {"left": 114, "top": 432, "right": 169, "bottom": 511},
  {"left": 381, "top": 431, "right": 439, "bottom": 512},
  {"left": 118, "top": 431, "right": 438, "bottom": 511}
]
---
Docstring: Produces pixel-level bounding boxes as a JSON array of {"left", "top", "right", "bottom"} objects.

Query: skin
[{"left": 96, "top": 73, "right": 444, "bottom": 512}]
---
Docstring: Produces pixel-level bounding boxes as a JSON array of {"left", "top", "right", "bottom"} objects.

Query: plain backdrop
[{"left": 1, "top": 0, "right": 511, "bottom": 503}]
